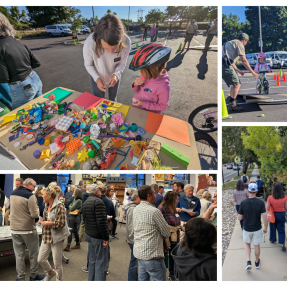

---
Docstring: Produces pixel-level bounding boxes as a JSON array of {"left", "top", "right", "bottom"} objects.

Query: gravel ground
[{"left": 222, "top": 189, "right": 237, "bottom": 265}]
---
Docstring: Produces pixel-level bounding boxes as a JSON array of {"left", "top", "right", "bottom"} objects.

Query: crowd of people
[
  {"left": 232, "top": 178, "right": 287, "bottom": 271},
  {"left": 0, "top": 178, "right": 217, "bottom": 281}
]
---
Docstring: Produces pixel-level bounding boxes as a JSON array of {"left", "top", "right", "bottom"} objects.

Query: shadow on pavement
[
  {"left": 166, "top": 50, "right": 187, "bottom": 71},
  {"left": 196, "top": 53, "right": 208, "bottom": 80}
]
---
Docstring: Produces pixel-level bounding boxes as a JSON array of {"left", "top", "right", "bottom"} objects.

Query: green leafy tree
[
  {"left": 145, "top": 8, "right": 166, "bottom": 23},
  {"left": 107, "top": 9, "right": 111, "bottom": 14},
  {"left": 0, "top": 6, "right": 18, "bottom": 27},
  {"left": 26, "top": 6, "right": 81, "bottom": 27},
  {"left": 9, "top": 6, "right": 27, "bottom": 22},
  {"left": 113, "top": 12, "right": 117, "bottom": 16}
]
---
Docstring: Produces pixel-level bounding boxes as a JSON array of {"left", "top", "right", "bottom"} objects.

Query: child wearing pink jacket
[{"left": 131, "top": 67, "right": 170, "bottom": 114}]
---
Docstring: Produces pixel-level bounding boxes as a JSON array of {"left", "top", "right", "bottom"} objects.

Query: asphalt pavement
[
  {"left": 222, "top": 72, "right": 287, "bottom": 122},
  {"left": 223, "top": 166, "right": 242, "bottom": 183}
]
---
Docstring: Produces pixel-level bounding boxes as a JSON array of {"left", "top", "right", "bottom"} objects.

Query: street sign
[{"left": 234, "top": 156, "right": 240, "bottom": 164}]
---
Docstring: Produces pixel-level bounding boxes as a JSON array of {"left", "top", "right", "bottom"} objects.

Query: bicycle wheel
[{"left": 188, "top": 104, "right": 217, "bottom": 133}]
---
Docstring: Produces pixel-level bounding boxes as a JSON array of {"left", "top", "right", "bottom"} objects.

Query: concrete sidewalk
[{"left": 250, "top": 165, "right": 259, "bottom": 182}]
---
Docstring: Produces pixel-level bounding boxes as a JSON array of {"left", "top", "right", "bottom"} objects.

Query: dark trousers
[
  {"left": 143, "top": 32, "right": 147, "bottom": 41},
  {"left": 269, "top": 212, "right": 286, "bottom": 245},
  {"left": 204, "top": 34, "right": 215, "bottom": 51},
  {"left": 67, "top": 214, "right": 80, "bottom": 245},
  {"left": 169, "top": 241, "right": 178, "bottom": 277},
  {"left": 111, "top": 218, "right": 117, "bottom": 236},
  {"left": 91, "top": 77, "right": 120, "bottom": 101},
  {"left": 236, "top": 205, "right": 244, "bottom": 229}
]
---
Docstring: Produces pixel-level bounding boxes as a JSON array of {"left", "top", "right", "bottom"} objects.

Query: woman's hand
[
  {"left": 176, "top": 208, "right": 182, "bottom": 213},
  {"left": 108, "top": 75, "right": 118, "bottom": 87},
  {"left": 133, "top": 99, "right": 143, "bottom": 107},
  {"left": 187, "top": 211, "right": 196, "bottom": 217},
  {"left": 134, "top": 77, "right": 145, "bottom": 86},
  {"left": 96, "top": 78, "right": 107, "bottom": 92}
]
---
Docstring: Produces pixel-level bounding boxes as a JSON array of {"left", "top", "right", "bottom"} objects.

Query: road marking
[{"left": 193, "top": 39, "right": 204, "bottom": 47}]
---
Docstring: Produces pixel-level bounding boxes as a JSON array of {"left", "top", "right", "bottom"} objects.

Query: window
[
  {"left": 275, "top": 55, "right": 279, "bottom": 60},
  {"left": 57, "top": 174, "right": 70, "bottom": 193},
  {"left": 120, "top": 174, "right": 145, "bottom": 188}
]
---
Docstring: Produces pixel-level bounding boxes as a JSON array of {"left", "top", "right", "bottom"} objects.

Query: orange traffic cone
[
  {"left": 283, "top": 73, "right": 286, "bottom": 82},
  {"left": 274, "top": 73, "right": 276, "bottom": 80},
  {"left": 277, "top": 79, "right": 281, "bottom": 86},
  {"left": 277, "top": 73, "right": 280, "bottom": 81},
  {"left": 141, "top": 35, "right": 143, "bottom": 41}
]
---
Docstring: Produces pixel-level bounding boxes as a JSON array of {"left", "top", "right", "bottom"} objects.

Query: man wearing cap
[
  {"left": 238, "top": 183, "right": 268, "bottom": 271},
  {"left": 182, "top": 20, "right": 198, "bottom": 51},
  {"left": 222, "top": 33, "right": 259, "bottom": 111}
]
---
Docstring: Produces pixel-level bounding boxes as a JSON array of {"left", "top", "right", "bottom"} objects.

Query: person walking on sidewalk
[
  {"left": 232, "top": 179, "right": 249, "bottom": 229},
  {"left": 266, "top": 183, "right": 287, "bottom": 251},
  {"left": 222, "top": 33, "right": 259, "bottom": 112},
  {"left": 238, "top": 183, "right": 268, "bottom": 271}
]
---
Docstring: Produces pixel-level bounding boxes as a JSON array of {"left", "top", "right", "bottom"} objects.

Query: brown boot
[
  {"left": 63, "top": 245, "right": 71, "bottom": 252},
  {"left": 71, "top": 243, "right": 80, "bottom": 249}
]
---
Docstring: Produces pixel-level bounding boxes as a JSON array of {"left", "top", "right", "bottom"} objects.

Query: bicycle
[
  {"left": 188, "top": 103, "right": 217, "bottom": 133},
  {"left": 257, "top": 70, "right": 272, "bottom": 95}
]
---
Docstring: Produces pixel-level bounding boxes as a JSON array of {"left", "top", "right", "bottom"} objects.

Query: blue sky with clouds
[{"left": 222, "top": 6, "right": 247, "bottom": 22}]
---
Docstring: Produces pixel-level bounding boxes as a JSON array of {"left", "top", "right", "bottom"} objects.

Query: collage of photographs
[{"left": 0, "top": 3, "right": 285, "bottom": 283}]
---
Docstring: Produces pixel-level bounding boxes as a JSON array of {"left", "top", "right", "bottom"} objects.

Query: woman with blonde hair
[
  {"left": 54, "top": 186, "right": 65, "bottom": 203},
  {"left": 38, "top": 186, "right": 70, "bottom": 281},
  {"left": 199, "top": 191, "right": 212, "bottom": 217},
  {"left": 0, "top": 12, "right": 42, "bottom": 110}
]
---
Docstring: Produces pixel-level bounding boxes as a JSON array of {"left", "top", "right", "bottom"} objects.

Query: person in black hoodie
[
  {"left": 171, "top": 217, "right": 217, "bottom": 281},
  {"left": 82, "top": 184, "right": 109, "bottom": 281}
]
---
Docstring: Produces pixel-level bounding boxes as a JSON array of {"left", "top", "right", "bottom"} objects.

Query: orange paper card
[{"left": 145, "top": 113, "right": 190, "bottom": 146}]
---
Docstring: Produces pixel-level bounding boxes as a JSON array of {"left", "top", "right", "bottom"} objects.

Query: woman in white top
[
  {"left": 199, "top": 191, "right": 212, "bottom": 217},
  {"left": 83, "top": 14, "right": 131, "bottom": 101}
]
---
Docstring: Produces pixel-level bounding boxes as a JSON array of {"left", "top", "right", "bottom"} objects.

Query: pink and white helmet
[{"left": 258, "top": 52, "right": 266, "bottom": 59}]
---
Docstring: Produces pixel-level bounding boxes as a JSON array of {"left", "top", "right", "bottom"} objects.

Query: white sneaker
[{"left": 44, "top": 270, "right": 56, "bottom": 281}]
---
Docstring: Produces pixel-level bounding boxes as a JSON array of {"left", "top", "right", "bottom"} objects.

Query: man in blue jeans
[
  {"left": 82, "top": 184, "right": 109, "bottom": 281},
  {"left": 133, "top": 185, "right": 170, "bottom": 281},
  {"left": 126, "top": 189, "right": 141, "bottom": 281},
  {"left": 0, "top": 13, "right": 42, "bottom": 110}
]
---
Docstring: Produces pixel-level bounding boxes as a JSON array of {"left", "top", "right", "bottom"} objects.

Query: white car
[
  {"left": 265, "top": 51, "right": 287, "bottom": 69},
  {"left": 81, "top": 25, "right": 91, "bottom": 34},
  {"left": 245, "top": 53, "right": 273, "bottom": 68},
  {"left": 45, "top": 25, "right": 72, "bottom": 37}
]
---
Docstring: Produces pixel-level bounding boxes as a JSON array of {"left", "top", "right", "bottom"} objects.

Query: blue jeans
[
  {"left": 0, "top": 214, "right": 3, "bottom": 226},
  {"left": 0, "top": 83, "right": 12, "bottom": 107},
  {"left": 138, "top": 258, "right": 166, "bottom": 281},
  {"left": 269, "top": 212, "right": 286, "bottom": 245},
  {"left": 86, "top": 234, "right": 108, "bottom": 281},
  {"left": 128, "top": 243, "right": 138, "bottom": 281},
  {"left": 9, "top": 71, "right": 42, "bottom": 110},
  {"left": 236, "top": 205, "right": 244, "bottom": 229},
  {"left": 91, "top": 77, "right": 120, "bottom": 101},
  {"left": 169, "top": 241, "right": 177, "bottom": 277}
]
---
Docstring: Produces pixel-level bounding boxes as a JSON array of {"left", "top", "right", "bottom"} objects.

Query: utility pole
[
  {"left": 258, "top": 6, "right": 263, "bottom": 52},
  {"left": 92, "top": 6, "right": 95, "bottom": 26},
  {"left": 234, "top": 127, "right": 239, "bottom": 176},
  {"left": 128, "top": 6, "right": 130, "bottom": 32}
]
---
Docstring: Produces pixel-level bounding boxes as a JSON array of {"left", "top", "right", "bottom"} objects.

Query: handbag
[
  {"left": 267, "top": 203, "right": 275, "bottom": 223},
  {"left": 70, "top": 209, "right": 79, "bottom": 215}
]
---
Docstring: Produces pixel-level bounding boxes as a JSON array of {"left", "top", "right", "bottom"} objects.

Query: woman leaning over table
[
  {"left": 83, "top": 13, "right": 131, "bottom": 101},
  {"left": 38, "top": 186, "right": 70, "bottom": 281}
]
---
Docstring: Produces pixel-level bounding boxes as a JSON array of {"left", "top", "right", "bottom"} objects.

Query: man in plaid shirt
[{"left": 133, "top": 185, "right": 170, "bottom": 281}]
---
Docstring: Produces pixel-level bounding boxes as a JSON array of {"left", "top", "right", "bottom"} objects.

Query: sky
[
  {"left": 7, "top": 6, "right": 167, "bottom": 22},
  {"left": 222, "top": 6, "right": 247, "bottom": 22}
]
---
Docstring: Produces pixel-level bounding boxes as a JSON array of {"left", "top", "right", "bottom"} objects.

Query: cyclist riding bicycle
[{"left": 254, "top": 52, "right": 272, "bottom": 94}]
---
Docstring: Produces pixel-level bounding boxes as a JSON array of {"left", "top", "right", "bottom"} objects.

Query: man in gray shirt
[
  {"left": 182, "top": 20, "right": 198, "bottom": 51},
  {"left": 203, "top": 18, "right": 217, "bottom": 52},
  {"left": 222, "top": 33, "right": 259, "bottom": 111}
]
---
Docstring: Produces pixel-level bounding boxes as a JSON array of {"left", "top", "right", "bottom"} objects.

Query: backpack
[
  {"left": 243, "top": 175, "right": 247, "bottom": 183},
  {"left": 65, "top": 191, "right": 74, "bottom": 209}
]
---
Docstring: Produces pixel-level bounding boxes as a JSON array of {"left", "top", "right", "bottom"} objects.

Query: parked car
[
  {"left": 246, "top": 53, "right": 273, "bottom": 68},
  {"left": 45, "top": 25, "right": 72, "bottom": 37},
  {"left": 233, "top": 165, "right": 240, "bottom": 170},
  {"left": 81, "top": 25, "right": 91, "bottom": 34},
  {"left": 265, "top": 51, "right": 287, "bottom": 69},
  {"left": 227, "top": 164, "right": 233, "bottom": 169}
]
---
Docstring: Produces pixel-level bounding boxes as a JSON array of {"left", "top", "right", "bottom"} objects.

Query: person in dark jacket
[
  {"left": 151, "top": 184, "right": 163, "bottom": 208},
  {"left": 35, "top": 186, "right": 44, "bottom": 219},
  {"left": 171, "top": 217, "right": 217, "bottom": 281},
  {"left": 0, "top": 12, "right": 43, "bottom": 110},
  {"left": 176, "top": 184, "right": 201, "bottom": 224},
  {"left": 82, "top": 184, "right": 109, "bottom": 281},
  {"left": 64, "top": 185, "right": 75, "bottom": 221}
]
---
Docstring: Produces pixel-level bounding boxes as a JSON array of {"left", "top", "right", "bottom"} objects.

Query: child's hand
[
  {"left": 134, "top": 78, "right": 145, "bottom": 86},
  {"left": 133, "top": 99, "right": 143, "bottom": 107}
]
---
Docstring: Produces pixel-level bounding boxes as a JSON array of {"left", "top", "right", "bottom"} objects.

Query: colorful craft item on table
[
  {"left": 49, "top": 143, "right": 61, "bottom": 155},
  {"left": 160, "top": 142, "right": 190, "bottom": 167},
  {"left": 72, "top": 91, "right": 103, "bottom": 109},
  {"left": 129, "top": 124, "right": 137, "bottom": 132},
  {"left": 1, "top": 114, "right": 16, "bottom": 126},
  {"left": 55, "top": 116, "right": 73, "bottom": 132},
  {"left": 80, "top": 122, "right": 86, "bottom": 129},
  {"left": 144, "top": 113, "right": 191, "bottom": 146},
  {"left": 14, "top": 142, "right": 20, "bottom": 147},
  {"left": 62, "top": 136, "right": 69, "bottom": 143},
  {"left": 103, "top": 100, "right": 110, "bottom": 105},
  {"left": 48, "top": 94, "right": 55, "bottom": 101},
  {"left": 113, "top": 138, "right": 124, "bottom": 148},
  {"left": 134, "top": 142, "right": 143, "bottom": 155},
  {"left": 92, "top": 113, "right": 98, "bottom": 119},
  {"left": 44, "top": 88, "right": 73, "bottom": 102},
  {"left": 44, "top": 139, "right": 50, "bottom": 146},
  {"left": 90, "top": 124, "right": 100, "bottom": 137},
  {"left": 83, "top": 136, "right": 90, "bottom": 144},
  {"left": 91, "top": 139, "right": 101, "bottom": 150},
  {"left": 40, "top": 149, "right": 50, "bottom": 159},
  {"left": 66, "top": 137, "right": 82, "bottom": 155},
  {"left": 33, "top": 150, "right": 41, "bottom": 159},
  {"left": 38, "top": 138, "right": 45, "bottom": 145},
  {"left": 109, "top": 123, "right": 117, "bottom": 131},
  {"left": 50, "top": 120, "right": 58, "bottom": 126},
  {"left": 131, "top": 156, "right": 139, "bottom": 166},
  {"left": 136, "top": 127, "right": 146, "bottom": 136},
  {"left": 78, "top": 148, "right": 89, "bottom": 162},
  {"left": 88, "top": 149, "right": 95, "bottom": 158},
  {"left": 27, "top": 134, "right": 33, "bottom": 140}
]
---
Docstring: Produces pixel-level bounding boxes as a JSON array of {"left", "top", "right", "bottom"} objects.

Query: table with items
[{"left": 0, "top": 87, "right": 200, "bottom": 170}]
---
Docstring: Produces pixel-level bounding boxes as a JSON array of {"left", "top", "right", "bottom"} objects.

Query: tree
[
  {"left": 26, "top": 6, "right": 81, "bottom": 27},
  {"left": 0, "top": 6, "right": 18, "bottom": 27},
  {"left": 145, "top": 8, "right": 166, "bottom": 23},
  {"left": 137, "top": 16, "right": 144, "bottom": 25},
  {"left": 113, "top": 12, "right": 117, "bottom": 16},
  {"left": 107, "top": 9, "right": 111, "bottom": 14},
  {"left": 9, "top": 6, "right": 27, "bottom": 22}
]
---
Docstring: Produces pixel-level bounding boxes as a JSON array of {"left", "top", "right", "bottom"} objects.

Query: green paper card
[{"left": 44, "top": 88, "right": 73, "bottom": 102}]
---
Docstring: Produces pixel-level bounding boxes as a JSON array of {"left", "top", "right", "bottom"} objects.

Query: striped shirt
[
  {"left": 133, "top": 201, "right": 170, "bottom": 260},
  {"left": 232, "top": 189, "right": 249, "bottom": 206}
]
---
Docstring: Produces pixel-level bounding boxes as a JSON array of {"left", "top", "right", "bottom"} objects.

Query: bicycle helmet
[
  {"left": 258, "top": 52, "right": 266, "bottom": 59},
  {"left": 129, "top": 43, "right": 172, "bottom": 71}
]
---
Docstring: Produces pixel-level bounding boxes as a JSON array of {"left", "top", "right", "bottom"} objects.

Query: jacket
[
  {"left": 171, "top": 244, "right": 217, "bottom": 281},
  {"left": 125, "top": 201, "right": 138, "bottom": 244},
  {"left": 44, "top": 198, "right": 70, "bottom": 244},
  {"left": 10, "top": 186, "right": 39, "bottom": 232},
  {"left": 101, "top": 195, "right": 116, "bottom": 218},
  {"left": 176, "top": 194, "right": 201, "bottom": 222},
  {"left": 150, "top": 27, "right": 157, "bottom": 37},
  {"left": 82, "top": 193, "right": 109, "bottom": 241},
  {"left": 154, "top": 192, "right": 163, "bottom": 208},
  {"left": 132, "top": 69, "right": 170, "bottom": 113},
  {"left": 64, "top": 189, "right": 74, "bottom": 209}
]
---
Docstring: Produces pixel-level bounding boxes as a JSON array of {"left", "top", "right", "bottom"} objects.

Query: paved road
[
  {"left": 223, "top": 166, "right": 242, "bottom": 183},
  {"left": 20, "top": 30, "right": 218, "bottom": 126},
  {"left": 222, "top": 72, "right": 287, "bottom": 122}
]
